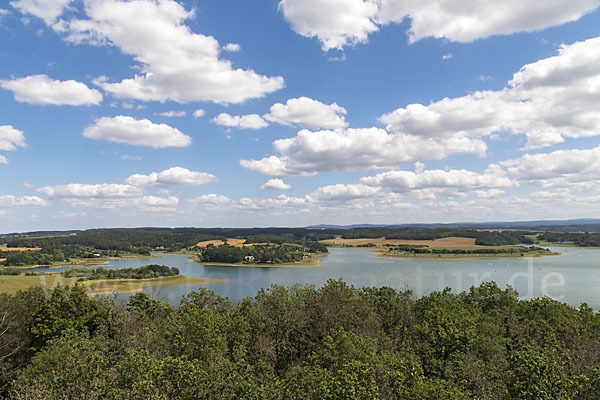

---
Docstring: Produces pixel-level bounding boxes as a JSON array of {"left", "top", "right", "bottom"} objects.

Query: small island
[{"left": 196, "top": 241, "right": 328, "bottom": 267}]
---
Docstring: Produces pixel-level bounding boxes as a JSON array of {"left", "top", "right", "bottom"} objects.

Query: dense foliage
[
  {"left": 539, "top": 232, "right": 600, "bottom": 247},
  {"left": 2, "top": 228, "right": 339, "bottom": 251},
  {"left": 197, "top": 243, "right": 327, "bottom": 264},
  {"left": 385, "top": 245, "right": 551, "bottom": 255},
  {"left": 1, "top": 250, "right": 63, "bottom": 267},
  {"left": 63, "top": 264, "right": 179, "bottom": 281},
  {"left": 1, "top": 280, "right": 600, "bottom": 399}
]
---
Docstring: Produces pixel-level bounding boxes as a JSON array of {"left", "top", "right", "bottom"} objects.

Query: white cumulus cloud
[
  {"left": 474, "top": 189, "right": 505, "bottom": 199},
  {"left": 502, "top": 146, "right": 600, "bottom": 188},
  {"left": 222, "top": 43, "right": 241, "bottom": 52},
  {"left": 193, "top": 109, "right": 206, "bottom": 119},
  {"left": 279, "top": 0, "right": 600, "bottom": 50},
  {"left": 0, "top": 195, "right": 48, "bottom": 207},
  {"left": 311, "top": 183, "right": 381, "bottom": 201},
  {"left": 10, "top": 0, "right": 72, "bottom": 23},
  {"left": 33, "top": 181, "right": 184, "bottom": 211},
  {"left": 0, "top": 75, "right": 102, "bottom": 106},
  {"left": 83, "top": 116, "right": 192, "bottom": 148},
  {"left": 124, "top": 166, "right": 217, "bottom": 187},
  {"left": 307, "top": 164, "right": 514, "bottom": 202},
  {"left": 0, "top": 125, "right": 26, "bottom": 152},
  {"left": 279, "top": 0, "right": 379, "bottom": 51},
  {"left": 142, "top": 195, "right": 179, "bottom": 207},
  {"left": 59, "top": 0, "right": 283, "bottom": 104},
  {"left": 36, "top": 183, "right": 143, "bottom": 198},
  {"left": 264, "top": 96, "right": 348, "bottom": 129},
  {"left": 360, "top": 165, "right": 515, "bottom": 193},
  {"left": 239, "top": 194, "right": 310, "bottom": 210},
  {"left": 240, "top": 127, "right": 485, "bottom": 177},
  {"left": 261, "top": 179, "right": 291, "bottom": 190},
  {"left": 211, "top": 113, "right": 268, "bottom": 130},
  {"left": 0, "top": 155, "right": 7, "bottom": 164},
  {"left": 157, "top": 110, "right": 186, "bottom": 117},
  {"left": 380, "top": 36, "right": 600, "bottom": 149},
  {"left": 377, "top": 0, "right": 600, "bottom": 44},
  {"left": 189, "top": 194, "right": 231, "bottom": 205}
]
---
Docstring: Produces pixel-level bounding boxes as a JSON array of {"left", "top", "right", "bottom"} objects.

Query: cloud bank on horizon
[{"left": 1, "top": 0, "right": 600, "bottom": 231}]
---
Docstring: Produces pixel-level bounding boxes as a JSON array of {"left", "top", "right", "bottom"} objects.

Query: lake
[{"left": 31, "top": 246, "right": 600, "bottom": 308}]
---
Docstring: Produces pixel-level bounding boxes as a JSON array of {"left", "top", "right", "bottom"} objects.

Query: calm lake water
[{"left": 32, "top": 247, "right": 600, "bottom": 308}]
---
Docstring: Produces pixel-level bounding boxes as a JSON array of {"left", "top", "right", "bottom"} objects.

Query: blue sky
[{"left": 1, "top": 0, "right": 600, "bottom": 232}]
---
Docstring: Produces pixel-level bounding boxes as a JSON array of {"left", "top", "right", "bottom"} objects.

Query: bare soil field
[{"left": 322, "top": 236, "right": 482, "bottom": 249}]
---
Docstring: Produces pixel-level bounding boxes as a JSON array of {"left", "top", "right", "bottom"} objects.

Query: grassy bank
[
  {"left": 375, "top": 248, "right": 561, "bottom": 259},
  {"left": 0, "top": 274, "right": 226, "bottom": 295},
  {"left": 534, "top": 240, "right": 600, "bottom": 249},
  {"left": 83, "top": 275, "right": 227, "bottom": 295},
  {"left": 319, "top": 237, "right": 561, "bottom": 259}
]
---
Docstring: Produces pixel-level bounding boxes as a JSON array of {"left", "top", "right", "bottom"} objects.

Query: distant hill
[
  {"left": 3, "top": 219, "right": 600, "bottom": 237},
  {"left": 308, "top": 219, "right": 600, "bottom": 232}
]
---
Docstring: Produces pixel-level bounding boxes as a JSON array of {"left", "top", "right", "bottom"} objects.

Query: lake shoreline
[
  {"left": 373, "top": 249, "right": 562, "bottom": 260},
  {"left": 16, "top": 246, "right": 599, "bottom": 310},
  {"left": 2, "top": 253, "right": 159, "bottom": 270},
  {"left": 85, "top": 275, "right": 228, "bottom": 295},
  {"left": 197, "top": 257, "right": 322, "bottom": 268},
  {"left": 0, "top": 273, "right": 227, "bottom": 295}
]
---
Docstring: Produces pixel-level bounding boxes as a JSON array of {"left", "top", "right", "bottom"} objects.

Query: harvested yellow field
[
  {"left": 322, "top": 236, "right": 482, "bottom": 249},
  {"left": 226, "top": 239, "right": 248, "bottom": 247},
  {"left": 195, "top": 238, "right": 253, "bottom": 248},
  {"left": 195, "top": 240, "right": 227, "bottom": 248},
  {"left": 0, "top": 245, "right": 42, "bottom": 251}
]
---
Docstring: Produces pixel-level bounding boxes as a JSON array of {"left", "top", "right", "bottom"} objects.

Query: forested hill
[
  {"left": 2, "top": 225, "right": 599, "bottom": 266},
  {"left": 1, "top": 281, "right": 600, "bottom": 398},
  {"left": 0, "top": 226, "right": 535, "bottom": 248},
  {"left": 0, "top": 227, "right": 341, "bottom": 251}
]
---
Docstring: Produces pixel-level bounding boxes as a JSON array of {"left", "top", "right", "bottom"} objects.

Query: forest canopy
[{"left": 1, "top": 281, "right": 600, "bottom": 399}]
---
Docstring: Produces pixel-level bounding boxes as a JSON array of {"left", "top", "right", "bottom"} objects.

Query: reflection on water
[{"left": 30, "top": 247, "right": 600, "bottom": 308}]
